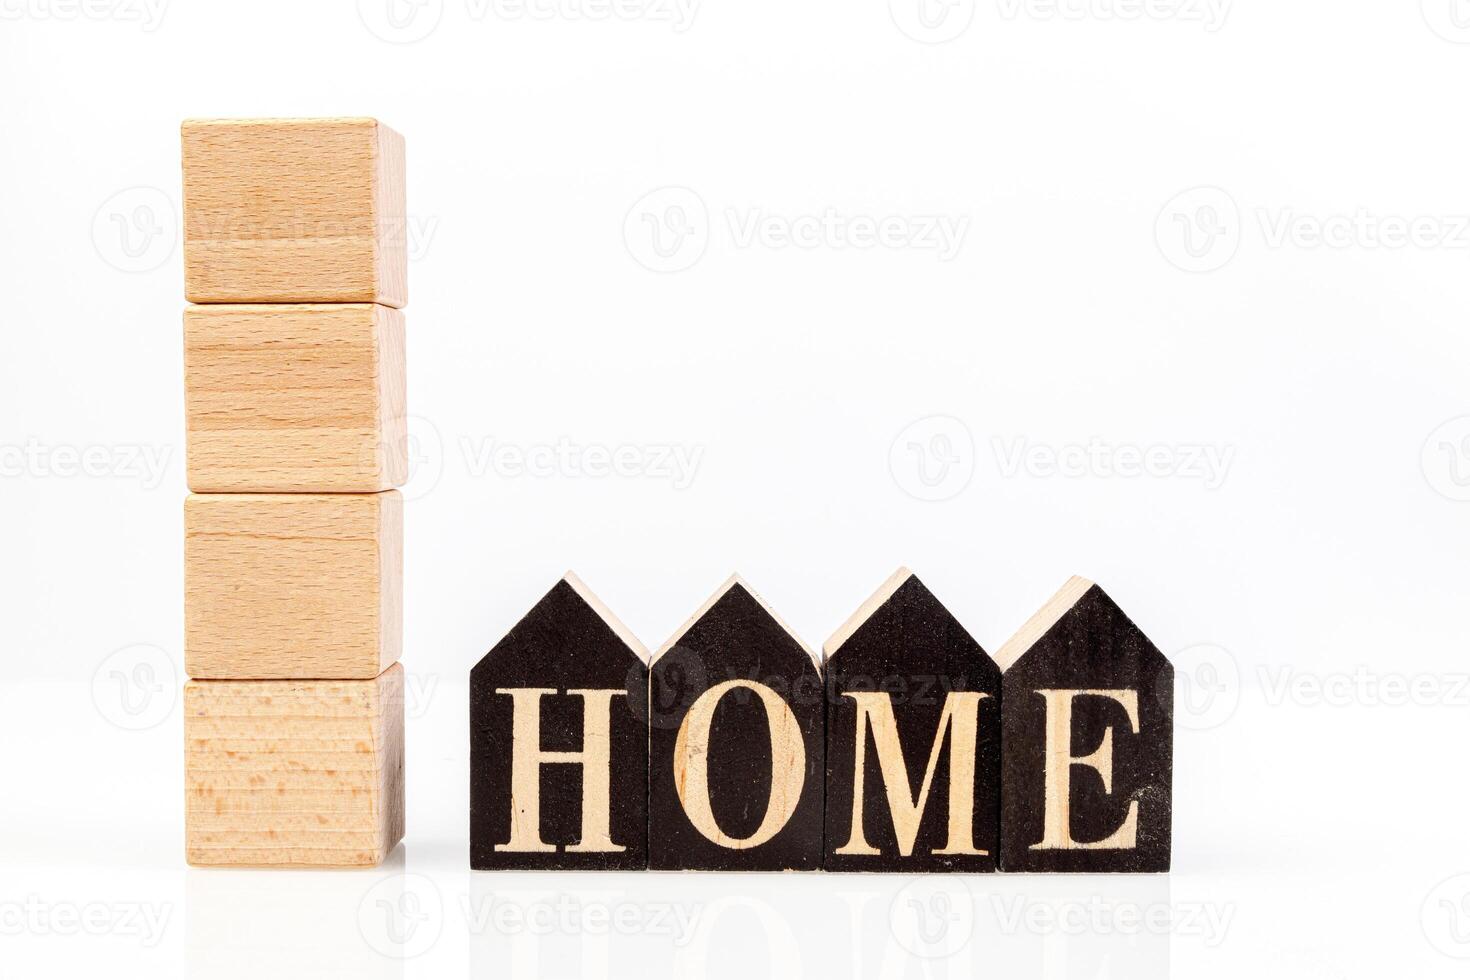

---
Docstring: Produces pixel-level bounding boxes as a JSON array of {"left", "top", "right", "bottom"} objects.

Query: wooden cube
[
  {"left": 184, "top": 304, "right": 406, "bottom": 492},
  {"left": 185, "top": 492, "right": 402, "bottom": 680},
  {"left": 185, "top": 665, "right": 405, "bottom": 867},
  {"left": 182, "top": 118, "right": 406, "bottom": 307},
  {"left": 996, "top": 577, "right": 1173, "bottom": 873},
  {"left": 470, "top": 573, "right": 649, "bottom": 870},
  {"left": 648, "top": 576, "right": 825, "bottom": 872},
  {"left": 824, "top": 568, "right": 1000, "bottom": 873}
]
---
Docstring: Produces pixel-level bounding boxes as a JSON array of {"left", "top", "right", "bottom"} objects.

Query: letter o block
[{"left": 648, "top": 576, "right": 824, "bottom": 872}]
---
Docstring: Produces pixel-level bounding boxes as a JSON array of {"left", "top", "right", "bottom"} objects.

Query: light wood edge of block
[
  {"left": 562, "top": 570, "right": 650, "bottom": 665},
  {"left": 822, "top": 566, "right": 913, "bottom": 661},
  {"left": 373, "top": 122, "right": 408, "bottom": 309},
  {"left": 991, "top": 575, "right": 1095, "bottom": 674},
  {"left": 378, "top": 491, "right": 405, "bottom": 675},
  {"left": 375, "top": 305, "right": 409, "bottom": 489}
]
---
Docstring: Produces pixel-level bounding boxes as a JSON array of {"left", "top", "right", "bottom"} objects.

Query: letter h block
[
  {"left": 469, "top": 574, "right": 649, "bottom": 870},
  {"left": 997, "top": 577, "right": 1173, "bottom": 872},
  {"left": 824, "top": 569, "right": 1001, "bottom": 872}
]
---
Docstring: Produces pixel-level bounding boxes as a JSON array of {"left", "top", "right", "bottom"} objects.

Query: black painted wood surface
[
  {"left": 999, "top": 580, "right": 1173, "bottom": 873},
  {"left": 470, "top": 575, "right": 648, "bottom": 870},
  {"left": 824, "top": 571, "right": 1000, "bottom": 872},
  {"left": 648, "top": 578, "right": 825, "bottom": 871}
]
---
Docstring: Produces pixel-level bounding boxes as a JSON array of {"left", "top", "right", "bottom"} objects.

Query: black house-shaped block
[
  {"left": 470, "top": 573, "right": 649, "bottom": 870},
  {"left": 996, "top": 577, "right": 1173, "bottom": 873},
  {"left": 824, "top": 568, "right": 1001, "bottom": 873},
  {"left": 648, "top": 575, "right": 824, "bottom": 871}
]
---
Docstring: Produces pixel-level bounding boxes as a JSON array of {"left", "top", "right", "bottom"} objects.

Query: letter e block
[
  {"left": 824, "top": 569, "right": 1000, "bottom": 872},
  {"left": 469, "top": 574, "right": 649, "bottom": 870},
  {"left": 996, "top": 577, "right": 1173, "bottom": 872},
  {"left": 648, "top": 576, "right": 824, "bottom": 871}
]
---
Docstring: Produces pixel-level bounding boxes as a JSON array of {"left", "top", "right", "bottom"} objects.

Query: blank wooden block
[
  {"left": 185, "top": 664, "right": 405, "bottom": 867},
  {"left": 996, "top": 577, "right": 1173, "bottom": 873},
  {"left": 469, "top": 573, "right": 649, "bottom": 871},
  {"left": 824, "top": 568, "right": 1000, "bottom": 873},
  {"left": 184, "top": 304, "right": 406, "bottom": 492},
  {"left": 182, "top": 118, "right": 406, "bottom": 307},
  {"left": 648, "top": 575, "right": 824, "bottom": 872},
  {"left": 185, "top": 492, "right": 402, "bottom": 680}
]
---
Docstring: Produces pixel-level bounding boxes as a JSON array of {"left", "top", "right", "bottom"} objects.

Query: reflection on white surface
[
  {"left": 5, "top": 679, "right": 1470, "bottom": 979},
  {"left": 179, "top": 851, "right": 1186, "bottom": 980},
  {"left": 267, "top": 864, "right": 1181, "bottom": 980},
  {"left": 186, "top": 851, "right": 407, "bottom": 980}
]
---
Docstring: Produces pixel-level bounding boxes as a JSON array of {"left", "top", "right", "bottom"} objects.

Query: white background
[{"left": 3, "top": 0, "right": 1470, "bottom": 976}]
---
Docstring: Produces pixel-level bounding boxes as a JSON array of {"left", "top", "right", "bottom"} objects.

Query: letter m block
[{"left": 824, "top": 569, "right": 1001, "bottom": 872}]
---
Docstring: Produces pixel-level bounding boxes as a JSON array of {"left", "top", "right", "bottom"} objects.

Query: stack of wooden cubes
[{"left": 180, "top": 118, "right": 408, "bottom": 867}]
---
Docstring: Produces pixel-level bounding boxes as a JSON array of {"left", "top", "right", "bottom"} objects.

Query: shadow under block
[
  {"left": 648, "top": 576, "right": 824, "bottom": 871},
  {"left": 184, "top": 492, "right": 402, "bottom": 680},
  {"left": 185, "top": 664, "right": 405, "bottom": 867},
  {"left": 823, "top": 569, "right": 1000, "bottom": 873},
  {"left": 182, "top": 117, "right": 406, "bottom": 307},
  {"left": 469, "top": 574, "right": 649, "bottom": 870},
  {"left": 996, "top": 577, "right": 1173, "bottom": 873},
  {"left": 184, "top": 304, "right": 406, "bottom": 492}
]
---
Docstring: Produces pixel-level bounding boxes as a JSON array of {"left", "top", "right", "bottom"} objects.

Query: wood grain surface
[
  {"left": 185, "top": 664, "right": 405, "bottom": 867},
  {"left": 184, "top": 303, "right": 406, "bottom": 492},
  {"left": 184, "top": 492, "right": 402, "bottom": 680},
  {"left": 182, "top": 118, "right": 406, "bottom": 307}
]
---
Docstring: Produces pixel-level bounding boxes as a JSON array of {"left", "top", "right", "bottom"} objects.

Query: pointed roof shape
[
  {"left": 824, "top": 567, "right": 993, "bottom": 667},
  {"left": 992, "top": 576, "right": 1167, "bottom": 674},
  {"left": 652, "top": 573, "right": 820, "bottom": 672},
  {"left": 824, "top": 567, "right": 914, "bottom": 659},
  {"left": 561, "top": 570, "right": 649, "bottom": 665},
  {"left": 471, "top": 571, "right": 648, "bottom": 674}
]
